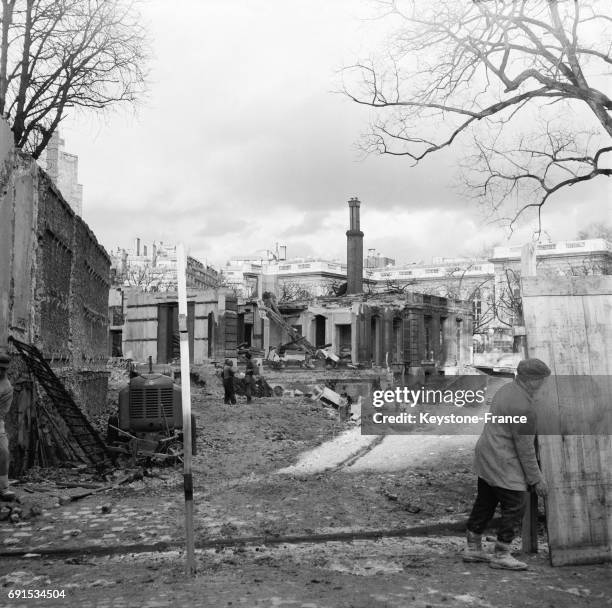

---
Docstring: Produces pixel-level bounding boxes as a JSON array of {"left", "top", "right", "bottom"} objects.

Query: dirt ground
[{"left": 1, "top": 377, "right": 611, "bottom": 608}]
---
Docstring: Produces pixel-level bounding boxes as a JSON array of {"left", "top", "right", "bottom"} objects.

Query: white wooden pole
[{"left": 176, "top": 243, "right": 196, "bottom": 575}]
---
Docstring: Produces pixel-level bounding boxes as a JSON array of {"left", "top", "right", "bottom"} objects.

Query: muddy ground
[{"left": 1, "top": 378, "right": 611, "bottom": 607}]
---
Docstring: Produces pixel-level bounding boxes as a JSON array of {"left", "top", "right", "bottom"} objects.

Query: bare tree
[
  {"left": 437, "top": 264, "right": 497, "bottom": 333},
  {"left": 577, "top": 221, "right": 612, "bottom": 241},
  {"left": 343, "top": 0, "right": 611, "bottom": 230},
  {"left": 0, "top": 0, "right": 148, "bottom": 158},
  {"left": 493, "top": 267, "right": 522, "bottom": 328},
  {"left": 278, "top": 280, "right": 316, "bottom": 303}
]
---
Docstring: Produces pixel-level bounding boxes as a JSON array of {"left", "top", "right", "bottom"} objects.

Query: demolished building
[
  {"left": 0, "top": 119, "right": 111, "bottom": 474},
  {"left": 258, "top": 198, "right": 473, "bottom": 374},
  {"left": 263, "top": 292, "right": 471, "bottom": 374},
  {"left": 111, "top": 198, "right": 472, "bottom": 374}
]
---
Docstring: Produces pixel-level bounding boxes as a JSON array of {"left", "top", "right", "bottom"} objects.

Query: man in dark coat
[
  {"left": 222, "top": 359, "right": 236, "bottom": 405},
  {"left": 463, "top": 358, "right": 551, "bottom": 570}
]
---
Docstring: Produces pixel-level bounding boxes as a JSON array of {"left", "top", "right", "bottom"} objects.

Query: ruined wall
[
  {"left": 58, "top": 370, "right": 110, "bottom": 418},
  {"left": 70, "top": 216, "right": 111, "bottom": 363},
  {"left": 123, "top": 289, "right": 238, "bottom": 364},
  {"left": 0, "top": 119, "right": 111, "bottom": 471},
  {"left": 1, "top": 121, "right": 110, "bottom": 363},
  {"left": 35, "top": 173, "right": 74, "bottom": 360}
]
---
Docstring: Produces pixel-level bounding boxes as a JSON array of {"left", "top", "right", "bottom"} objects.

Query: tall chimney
[
  {"left": 346, "top": 197, "right": 364, "bottom": 294},
  {"left": 135, "top": 237, "right": 141, "bottom": 256}
]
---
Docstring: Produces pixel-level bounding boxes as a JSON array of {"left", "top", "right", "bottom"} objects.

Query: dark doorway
[
  {"left": 237, "top": 313, "right": 245, "bottom": 345},
  {"left": 314, "top": 315, "right": 326, "bottom": 347},
  {"left": 370, "top": 316, "right": 382, "bottom": 365},
  {"left": 157, "top": 303, "right": 194, "bottom": 363},
  {"left": 336, "top": 324, "right": 351, "bottom": 359},
  {"left": 244, "top": 324, "right": 253, "bottom": 346},
  {"left": 110, "top": 330, "right": 123, "bottom": 357}
]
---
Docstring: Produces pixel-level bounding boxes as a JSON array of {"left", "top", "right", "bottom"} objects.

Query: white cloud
[{"left": 59, "top": 0, "right": 610, "bottom": 269}]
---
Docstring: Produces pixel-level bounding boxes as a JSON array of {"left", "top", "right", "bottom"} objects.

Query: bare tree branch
[
  {"left": 342, "top": 0, "right": 612, "bottom": 225},
  {"left": 0, "top": 0, "right": 149, "bottom": 157}
]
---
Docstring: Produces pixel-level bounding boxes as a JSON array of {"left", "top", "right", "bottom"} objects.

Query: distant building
[
  {"left": 222, "top": 255, "right": 347, "bottom": 300},
  {"left": 364, "top": 249, "right": 395, "bottom": 269},
  {"left": 368, "top": 238, "right": 611, "bottom": 354},
  {"left": 42, "top": 131, "right": 83, "bottom": 216},
  {"left": 490, "top": 239, "right": 612, "bottom": 277},
  {"left": 109, "top": 238, "right": 219, "bottom": 292},
  {"left": 222, "top": 257, "right": 265, "bottom": 299}
]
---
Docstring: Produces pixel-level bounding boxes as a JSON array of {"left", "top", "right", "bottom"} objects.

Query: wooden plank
[
  {"left": 522, "top": 276, "right": 612, "bottom": 566},
  {"left": 520, "top": 244, "right": 538, "bottom": 554}
]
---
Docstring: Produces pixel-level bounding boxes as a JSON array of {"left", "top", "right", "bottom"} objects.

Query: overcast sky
[{"left": 60, "top": 0, "right": 610, "bottom": 268}]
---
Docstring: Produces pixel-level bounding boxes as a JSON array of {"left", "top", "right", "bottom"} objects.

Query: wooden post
[
  {"left": 177, "top": 244, "right": 196, "bottom": 575},
  {"left": 520, "top": 242, "right": 538, "bottom": 554}
]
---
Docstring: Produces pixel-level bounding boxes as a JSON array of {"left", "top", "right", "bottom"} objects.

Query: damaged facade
[
  {"left": 264, "top": 293, "right": 472, "bottom": 373},
  {"left": 0, "top": 119, "right": 111, "bottom": 473},
  {"left": 256, "top": 198, "right": 473, "bottom": 374}
]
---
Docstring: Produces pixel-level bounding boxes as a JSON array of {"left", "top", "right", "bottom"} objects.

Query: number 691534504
[{"left": 8, "top": 589, "right": 66, "bottom": 599}]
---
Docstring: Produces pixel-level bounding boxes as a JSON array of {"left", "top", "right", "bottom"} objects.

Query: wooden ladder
[{"left": 9, "top": 337, "right": 113, "bottom": 468}]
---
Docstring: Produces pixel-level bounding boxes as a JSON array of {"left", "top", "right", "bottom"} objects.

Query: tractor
[{"left": 107, "top": 358, "right": 196, "bottom": 462}]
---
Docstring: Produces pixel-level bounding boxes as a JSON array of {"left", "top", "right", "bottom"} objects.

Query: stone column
[
  {"left": 444, "top": 312, "right": 457, "bottom": 367},
  {"left": 432, "top": 315, "right": 441, "bottom": 365}
]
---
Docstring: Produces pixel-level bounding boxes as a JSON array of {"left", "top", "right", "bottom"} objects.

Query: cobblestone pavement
[{"left": 0, "top": 496, "right": 185, "bottom": 555}]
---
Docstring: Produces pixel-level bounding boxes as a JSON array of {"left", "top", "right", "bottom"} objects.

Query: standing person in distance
[{"left": 222, "top": 358, "right": 236, "bottom": 405}]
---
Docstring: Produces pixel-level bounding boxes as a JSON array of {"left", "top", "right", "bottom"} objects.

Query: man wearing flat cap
[
  {"left": 463, "top": 357, "right": 551, "bottom": 570},
  {"left": 0, "top": 353, "right": 15, "bottom": 500}
]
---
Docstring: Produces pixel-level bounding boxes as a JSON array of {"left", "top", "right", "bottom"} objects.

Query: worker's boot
[
  {"left": 489, "top": 541, "right": 528, "bottom": 570},
  {"left": 462, "top": 530, "right": 490, "bottom": 563}
]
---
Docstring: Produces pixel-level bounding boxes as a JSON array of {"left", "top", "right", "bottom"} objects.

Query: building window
[
  {"left": 400, "top": 271, "right": 413, "bottom": 276},
  {"left": 425, "top": 268, "right": 439, "bottom": 274},
  {"left": 472, "top": 298, "right": 482, "bottom": 326},
  {"left": 279, "top": 265, "right": 291, "bottom": 270},
  {"left": 297, "top": 263, "right": 311, "bottom": 269}
]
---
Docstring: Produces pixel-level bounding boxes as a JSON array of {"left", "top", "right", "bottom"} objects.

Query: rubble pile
[{"left": 0, "top": 496, "right": 42, "bottom": 524}]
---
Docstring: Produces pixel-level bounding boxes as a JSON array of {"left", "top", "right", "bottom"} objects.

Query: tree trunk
[
  {"left": 0, "top": 0, "right": 16, "bottom": 116},
  {"left": 12, "top": 0, "right": 34, "bottom": 147}
]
